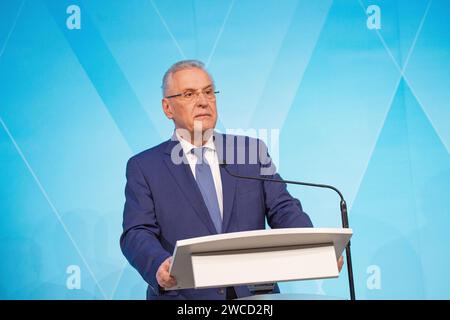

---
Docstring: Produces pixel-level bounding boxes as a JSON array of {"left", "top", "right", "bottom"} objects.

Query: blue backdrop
[{"left": 1, "top": 0, "right": 449, "bottom": 299}]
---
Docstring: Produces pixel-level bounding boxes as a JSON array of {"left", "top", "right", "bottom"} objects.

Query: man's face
[{"left": 162, "top": 68, "right": 218, "bottom": 139}]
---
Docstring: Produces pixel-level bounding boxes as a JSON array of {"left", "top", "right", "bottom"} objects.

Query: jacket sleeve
[
  {"left": 120, "top": 157, "right": 171, "bottom": 294},
  {"left": 257, "top": 140, "right": 314, "bottom": 229}
]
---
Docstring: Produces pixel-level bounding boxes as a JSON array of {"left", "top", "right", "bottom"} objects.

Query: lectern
[{"left": 168, "top": 228, "right": 352, "bottom": 290}]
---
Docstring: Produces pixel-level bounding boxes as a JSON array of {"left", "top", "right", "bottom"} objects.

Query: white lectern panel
[{"left": 168, "top": 228, "right": 352, "bottom": 290}]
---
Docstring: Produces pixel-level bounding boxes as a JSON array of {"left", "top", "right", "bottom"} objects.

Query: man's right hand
[{"left": 156, "top": 257, "right": 177, "bottom": 289}]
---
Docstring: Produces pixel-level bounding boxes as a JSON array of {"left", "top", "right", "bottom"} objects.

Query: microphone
[{"left": 220, "top": 162, "right": 356, "bottom": 300}]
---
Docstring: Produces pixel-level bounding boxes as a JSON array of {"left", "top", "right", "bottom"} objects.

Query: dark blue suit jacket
[{"left": 120, "top": 133, "right": 313, "bottom": 300}]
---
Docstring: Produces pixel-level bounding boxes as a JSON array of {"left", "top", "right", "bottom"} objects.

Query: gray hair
[{"left": 161, "top": 60, "right": 214, "bottom": 97}]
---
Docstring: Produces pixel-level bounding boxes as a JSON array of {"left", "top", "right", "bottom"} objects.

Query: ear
[{"left": 162, "top": 98, "right": 174, "bottom": 119}]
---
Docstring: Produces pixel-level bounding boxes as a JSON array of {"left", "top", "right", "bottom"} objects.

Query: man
[{"left": 120, "top": 60, "right": 343, "bottom": 300}]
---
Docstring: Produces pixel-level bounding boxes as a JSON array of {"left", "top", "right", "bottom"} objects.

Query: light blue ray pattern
[{"left": 0, "top": 0, "right": 449, "bottom": 299}]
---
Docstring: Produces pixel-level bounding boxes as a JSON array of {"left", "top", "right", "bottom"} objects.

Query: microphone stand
[{"left": 220, "top": 164, "right": 356, "bottom": 300}]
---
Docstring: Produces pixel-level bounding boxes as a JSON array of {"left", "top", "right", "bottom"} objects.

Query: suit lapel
[
  {"left": 163, "top": 139, "right": 218, "bottom": 235},
  {"left": 214, "top": 133, "right": 237, "bottom": 233}
]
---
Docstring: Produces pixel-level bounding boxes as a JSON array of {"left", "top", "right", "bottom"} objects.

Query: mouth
[{"left": 194, "top": 114, "right": 211, "bottom": 119}]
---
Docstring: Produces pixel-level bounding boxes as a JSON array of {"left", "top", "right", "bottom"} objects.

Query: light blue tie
[{"left": 192, "top": 147, "right": 222, "bottom": 233}]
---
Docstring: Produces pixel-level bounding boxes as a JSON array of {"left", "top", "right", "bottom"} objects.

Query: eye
[{"left": 184, "top": 91, "right": 193, "bottom": 98}]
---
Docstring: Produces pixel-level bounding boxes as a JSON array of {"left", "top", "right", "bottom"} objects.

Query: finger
[
  {"left": 157, "top": 257, "right": 176, "bottom": 288},
  {"left": 161, "top": 271, "right": 177, "bottom": 285},
  {"left": 162, "top": 257, "right": 173, "bottom": 270},
  {"left": 167, "top": 277, "right": 177, "bottom": 287},
  {"left": 157, "top": 270, "right": 170, "bottom": 286},
  {"left": 161, "top": 272, "right": 172, "bottom": 283},
  {"left": 157, "top": 276, "right": 171, "bottom": 288},
  {"left": 162, "top": 259, "right": 171, "bottom": 269},
  {"left": 338, "top": 256, "right": 344, "bottom": 271},
  {"left": 161, "top": 276, "right": 177, "bottom": 288}
]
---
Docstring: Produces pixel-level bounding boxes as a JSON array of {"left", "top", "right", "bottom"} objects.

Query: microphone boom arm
[{"left": 220, "top": 164, "right": 356, "bottom": 300}]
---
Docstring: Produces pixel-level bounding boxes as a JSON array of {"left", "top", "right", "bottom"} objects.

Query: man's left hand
[{"left": 338, "top": 256, "right": 344, "bottom": 272}]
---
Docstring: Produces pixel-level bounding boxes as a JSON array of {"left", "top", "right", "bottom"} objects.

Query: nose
[{"left": 196, "top": 91, "right": 209, "bottom": 106}]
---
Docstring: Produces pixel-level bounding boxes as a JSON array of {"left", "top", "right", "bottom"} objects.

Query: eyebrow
[{"left": 181, "top": 84, "right": 213, "bottom": 92}]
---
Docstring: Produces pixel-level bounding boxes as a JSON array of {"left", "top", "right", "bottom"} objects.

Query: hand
[
  {"left": 337, "top": 256, "right": 344, "bottom": 273},
  {"left": 156, "top": 257, "right": 177, "bottom": 289}
]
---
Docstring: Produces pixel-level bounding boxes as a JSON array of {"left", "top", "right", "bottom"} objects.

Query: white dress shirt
[{"left": 175, "top": 131, "right": 224, "bottom": 218}]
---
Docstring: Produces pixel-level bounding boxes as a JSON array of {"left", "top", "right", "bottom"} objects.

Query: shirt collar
[{"left": 174, "top": 130, "right": 216, "bottom": 155}]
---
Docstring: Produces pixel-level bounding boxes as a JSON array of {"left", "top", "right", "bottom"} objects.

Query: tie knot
[{"left": 192, "top": 147, "right": 207, "bottom": 162}]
